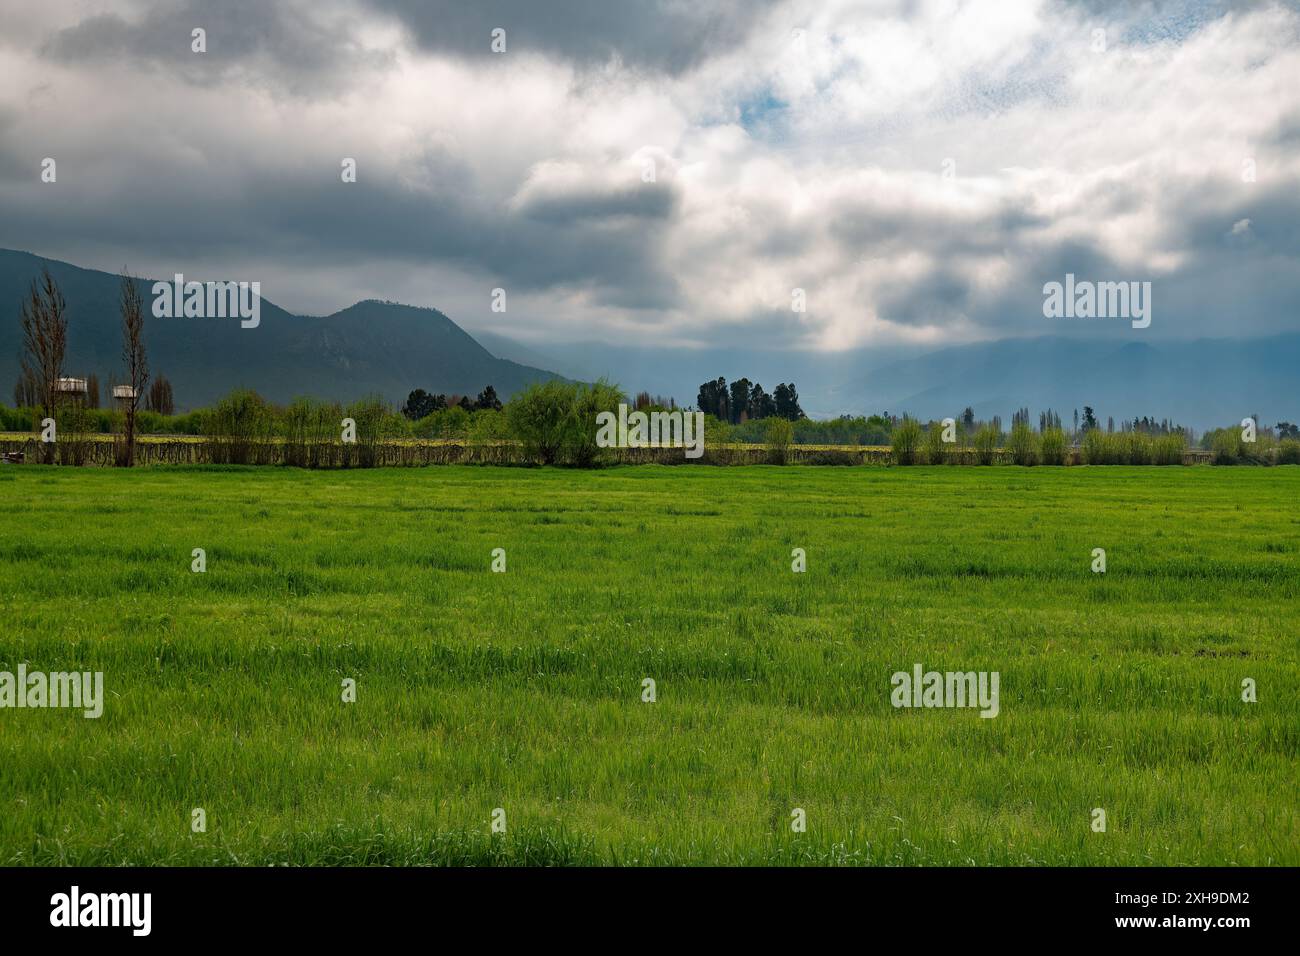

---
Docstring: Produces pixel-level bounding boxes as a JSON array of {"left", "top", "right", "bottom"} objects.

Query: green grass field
[{"left": 0, "top": 464, "right": 1296, "bottom": 865}]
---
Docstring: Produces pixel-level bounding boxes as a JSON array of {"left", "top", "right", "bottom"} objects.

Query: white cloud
[{"left": 1, "top": 0, "right": 1297, "bottom": 348}]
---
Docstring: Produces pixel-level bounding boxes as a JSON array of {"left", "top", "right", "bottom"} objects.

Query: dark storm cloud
[
  {"left": 514, "top": 181, "right": 677, "bottom": 224},
  {"left": 1268, "top": 111, "right": 1300, "bottom": 149},
  {"left": 0, "top": 107, "right": 24, "bottom": 179},
  {"left": 1169, "top": 182, "right": 1300, "bottom": 259},
  {"left": 41, "top": 0, "right": 393, "bottom": 94},
  {"left": 360, "top": 0, "right": 782, "bottom": 73},
  {"left": 826, "top": 195, "right": 1051, "bottom": 261},
  {"left": 872, "top": 266, "right": 976, "bottom": 325},
  {"left": 0, "top": 153, "right": 681, "bottom": 306}
]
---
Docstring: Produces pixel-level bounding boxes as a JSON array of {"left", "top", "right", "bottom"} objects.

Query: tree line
[
  {"left": 696, "top": 377, "right": 804, "bottom": 424},
  {"left": 8, "top": 269, "right": 1295, "bottom": 468},
  {"left": 402, "top": 385, "right": 502, "bottom": 419}
]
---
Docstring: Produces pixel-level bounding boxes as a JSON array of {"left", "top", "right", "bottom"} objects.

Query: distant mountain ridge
[
  {"left": 829, "top": 335, "right": 1300, "bottom": 430},
  {"left": 479, "top": 331, "right": 1300, "bottom": 430},
  {"left": 0, "top": 249, "right": 565, "bottom": 410},
  {"left": 3, "top": 248, "right": 1295, "bottom": 429}
]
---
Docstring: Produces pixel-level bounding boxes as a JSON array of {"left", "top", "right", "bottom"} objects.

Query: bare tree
[
  {"left": 19, "top": 267, "right": 68, "bottom": 462},
  {"left": 86, "top": 372, "right": 101, "bottom": 409},
  {"left": 119, "top": 272, "right": 149, "bottom": 466},
  {"left": 147, "top": 375, "right": 175, "bottom": 416},
  {"left": 12, "top": 368, "right": 39, "bottom": 408}
]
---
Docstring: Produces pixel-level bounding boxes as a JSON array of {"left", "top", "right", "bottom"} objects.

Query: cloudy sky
[{"left": 1, "top": 0, "right": 1297, "bottom": 351}]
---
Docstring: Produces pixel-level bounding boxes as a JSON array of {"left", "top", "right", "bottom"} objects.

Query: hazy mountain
[
  {"left": 473, "top": 330, "right": 595, "bottom": 383},
  {"left": 832, "top": 336, "right": 1300, "bottom": 430},
  {"left": 0, "top": 250, "right": 564, "bottom": 410},
  {"left": 465, "top": 333, "right": 922, "bottom": 417},
  {"left": 3, "top": 248, "right": 1294, "bottom": 429},
  {"left": 477, "top": 331, "right": 1299, "bottom": 430}
]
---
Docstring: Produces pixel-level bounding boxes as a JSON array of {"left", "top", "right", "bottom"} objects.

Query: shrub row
[{"left": 890, "top": 422, "right": 1196, "bottom": 466}]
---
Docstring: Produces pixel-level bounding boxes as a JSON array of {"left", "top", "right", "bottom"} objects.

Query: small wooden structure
[{"left": 56, "top": 377, "right": 88, "bottom": 397}]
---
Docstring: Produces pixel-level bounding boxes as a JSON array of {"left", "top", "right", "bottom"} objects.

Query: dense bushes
[
  {"left": 55, "top": 404, "right": 96, "bottom": 466},
  {"left": 1081, "top": 429, "right": 1186, "bottom": 465},
  {"left": 890, "top": 418, "right": 923, "bottom": 465},
  {"left": 569, "top": 380, "right": 626, "bottom": 467},
  {"left": 468, "top": 408, "right": 509, "bottom": 445},
  {"left": 282, "top": 397, "right": 342, "bottom": 469},
  {"left": 0, "top": 404, "right": 202, "bottom": 435},
  {"left": 1039, "top": 427, "right": 1068, "bottom": 465},
  {"left": 922, "top": 422, "right": 947, "bottom": 464},
  {"left": 505, "top": 381, "right": 575, "bottom": 465},
  {"left": 1086, "top": 430, "right": 1131, "bottom": 464},
  {"left": 413, "top": 404, "right": 472, "bottom": 439},
  {"left": 1152, "top": 434, "right": 1186, "bottom": 465},
  {"left": 506, "top": 379, "right": 623, "bottom": 466},
  {"left": 1209, "top": 428, "right": 1244, "bottom": 465},
  {"left": 345, "top": 397, "right": 407, "bottom": 468},
  {"left": 205, "top": 389, "right": 273, "bottom": 464},
  {"left": 973, "top": 425, "right": 999, "bottom": 465},
  {"left": 1084, "top": 430, "right": 1127, "bottom": 464},
  {"left": 728, "top": 414, "right": 892, "bottom": 446},
  {"left": 0, "top": 405, "right": 32, "bottom": 432},
  {"left": 1083, "top": 429, "right": 1115, "bottom": 464},
  {"left": 3, "top": 391, "right": 1294, "bottom": 469},
  {"left": 1124, "top": 430, "right": 1151, "bottom": 465},
  {"left": 1203, "top": 425, "right": 1281, "bottom": 465},
  {"left": 1007, "top": 422, "right": 1039, "bottom": 466},
  {"left": 765, "top": 417, "right": 793, "bottom": 464}
]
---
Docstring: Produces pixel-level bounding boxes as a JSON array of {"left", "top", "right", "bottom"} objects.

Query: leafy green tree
[
  {"left": 507, "top": 379, "right": 623, "bottom": 466},
  {"left": 729, "top": 378, "right": 752, "bottom": 424},
  {"left": 749, "top": 383, "right": 776, "bottom": 420},
  {"left": 569, "top": 379, "right": 625, "bottom": 467},
  {"left": 508, "top": 381, "right": 571, "bottom": 464},
  {"left": 440, "top": 404, "right": 471, "bottom": 438},
  {"left": 773, "top": 382, "right": 805, "bottom": 421},
  {"left": 402, "top": 389, "right": 444, "bottom": 420},
  {"left": 469, "top": 407, "right": 508, "bottom": 444},
  {"left": 696, "top": 377, "right": 728, "bottom": 420}
]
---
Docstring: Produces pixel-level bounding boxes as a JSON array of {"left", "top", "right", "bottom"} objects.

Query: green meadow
[{"left": 0, "top": 464, "right": 1296, "bottom": 865}]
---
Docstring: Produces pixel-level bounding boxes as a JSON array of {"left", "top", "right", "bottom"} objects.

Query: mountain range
[
  {"left": 0, "top": 249, "right": 562, "bottom": 409},
  {"left": 476, "top": 327, "right": 1299, "bottom": 431},
  {"left": 2, "top": 249, "right": 1295, "bottom": 430}
]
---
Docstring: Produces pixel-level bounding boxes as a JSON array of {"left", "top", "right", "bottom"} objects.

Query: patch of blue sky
[
  {"left": 1110, "top": 0, "right": 1227, "bottom": 46},
  {"left": 738, "top": 89, "right": 787, "bottom": 135}
]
